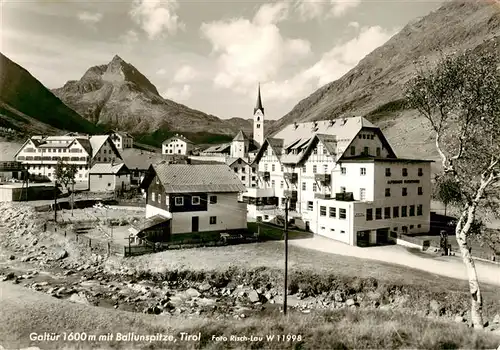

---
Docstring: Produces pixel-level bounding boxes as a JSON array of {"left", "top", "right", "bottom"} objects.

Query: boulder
[
  {"left": 366, "top": 291, "right": 381, "bottom": 301},
  {"left": 248, "top": 290, "right": 260, "bottom": 303},
  {"left": 429, "top": 300, "right": 445, "bottom": 315},
  {"left": 198, "top": 282, "right": 211, "bottom": 292},
  {"left": 346, "top": 299, "right": 356, "bottom": 307},
  {"left": 185, "top": 288, "right": 201, "bottom": 298},
  {"left": 334, "top": 292, "right": 345, "bottom": 303},
  {"left": 55, "top": 249, "right": 68, "bottom": 260},
  {"left": 69, "top": 292, "right": 90, "bottom": 305},
  {"left": 493, "top": 314, "right": 500, "bottom": 324},
  {"left": 454, "top": 315, "right": 464, "bottom": 323}
]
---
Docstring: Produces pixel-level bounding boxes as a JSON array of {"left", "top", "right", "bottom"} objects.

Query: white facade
[
  {"left": 145, "top": 193, "right": 247, "bottom": 234},
  {"left": 162, "top": 135, "right": 194, "bottom": 155},
  {"left": 14, "top": 135, "right": 122, "bottom": 183},
  {"left": 171, "top": 193, "right": 247, "bottom": 234},
  {"left": 246, "top": 117, "right": 433, "bottom": 246},
  {"left": 110, "top": 132, "right": 133, "bottom": 150},
  {"left": 253, "top": 111, "right": 264, "bottom": 148},
  {"left": 313, "top": 161, "right": 432, "bottom": 245},
  {"left": 89, "top": 173, "right": 131, "bottom": 192},
  {"left": 228, "top": 158, "right": 258, "bottom": 189}
]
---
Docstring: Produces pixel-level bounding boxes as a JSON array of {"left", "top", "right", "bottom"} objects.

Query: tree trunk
[
  {"left": 444, "top": 203, "right": 447, "bottom": 216},
  {"left": 455, "top": 207, "right": 484, "bottom": 328}
]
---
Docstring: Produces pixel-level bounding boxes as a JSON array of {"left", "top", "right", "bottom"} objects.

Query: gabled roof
[
  {"left": 254, "top": 117, "right": 396, "bottom": 165},
  {"left": 75, "top": 138, "right": 92, "bottom": 156},
  {"left": 89, "top": 136, "right": 109, "bottom": 158},
  {"left": 111, "top": 130, "right": 133, "bottom": 139},
  {"left": 225, "top": 157, "right": 249, "bottom": 167},
  {"left": 162, "top": 134, "right": 194, "bottom": 145},
  {"left": 233, "top": 130, "right": 249, "bottom": 142},
  {"left": 146, "top": 164, "right": 247, "bottom": 193},
  {"left": 121, "top": 149, "right": 167, "bottom": 170},
  {"left": 14, "top": 138, "right": 39, "bottom": 157},
  {"left": 251, "top": 138, "right": 284, "bottom": 165},
  {"left": 202, "top": 143, "right": 231, "bottom": 154},
  {"left": 89, "top": 162, "right": 129, "bottom": 175},
  {"left": 89, "top": 135, "right": 122, "bottom": 159},
  {"left": 131, "top": 215, "right": 170, "bottom": 233}
]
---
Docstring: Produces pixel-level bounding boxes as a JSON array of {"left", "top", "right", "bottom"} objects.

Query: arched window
[{"left": 257, "top": 116, "right": 260, "bottom": 121}]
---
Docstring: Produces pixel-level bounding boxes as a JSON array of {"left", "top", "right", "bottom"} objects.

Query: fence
[
  {"left": 122, "top": 233, "right": 259, "bottom": 257},
  {"left": 48, "top": 221, "right": 124, "bottom": 257}
]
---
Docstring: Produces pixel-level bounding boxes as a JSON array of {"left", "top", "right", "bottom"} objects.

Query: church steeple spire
[{"left": 254, "top": 82, "right": 264, "bottom": 114}]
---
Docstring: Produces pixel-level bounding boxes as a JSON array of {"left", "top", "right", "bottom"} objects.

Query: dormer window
[{"left": 257, "top": 117, "right": 260, "bottom": 121}]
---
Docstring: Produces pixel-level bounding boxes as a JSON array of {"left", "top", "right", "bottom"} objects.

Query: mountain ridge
[
  {"left": 0, "top": 52, "right": 103, "bottom": 138},
  {"left": 269, "top": 0, "right": 500, "bottom": 137},
  {"left": 51, "top": 55, "right": 271, "bottom": 137}
]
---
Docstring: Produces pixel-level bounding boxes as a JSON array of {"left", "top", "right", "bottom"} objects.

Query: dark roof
[
  {"left": 121, "top": 149, "right": 168, "bottom": 170},
  {"left": 233, "top": 130, "right": 248, "bottom": 142},
  {"left": 202, "top": 143, "right": 231, "bottom": 154},
  {"left": 151, "top": 164, "right": 247, "bottom": 193},
  {"left": 132, "top": 215, "right": 170, "bottom": 232},
  {"left": 254, "top": 83, "right": 264, "bottom": 114},
  {"left": 89, "top": 162, "right": 129, "bottom": 174},
  {"left": 339, "top": 156, "right": 434, "bottom": 163},
  {"left": 111, "top": 130, "right": 133, "bottom": 139}
]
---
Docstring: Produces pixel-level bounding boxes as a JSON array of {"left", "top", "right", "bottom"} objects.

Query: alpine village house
[
  {"left": 14, "top": 134, "right": 124, "bottom": 184},
  {"left": 245, "top": 115, "right": 433, "bottom": 247},
  {"left": 138, "top": 163, "right": 247, "bottom": 241}
]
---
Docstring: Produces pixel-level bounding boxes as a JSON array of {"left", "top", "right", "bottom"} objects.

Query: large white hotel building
[
  {"left": 244, "top": 116, "right": 432, "bottom": 247},
  {"left": 14, "top": 134, "right": 122, "bottom": 183}
]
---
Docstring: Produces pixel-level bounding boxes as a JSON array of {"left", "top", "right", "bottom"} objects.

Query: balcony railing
[
  {"left": 283, "top": 172, "right": 298, "bottom": 182},
  {"left": 258, "top": 171, "right": 270, "bottom": 179},
  {"left": 283, "top": 190, "right": 298, "bottom": 199},
  {"left": 315, "top": 173, "right": 331, "bottom": 183},
  {"left": 335, "top": 192, "right": 354, "bottom": 201},
  {"left": 314, "top": 193, "right": 331, "bottom": 199}
]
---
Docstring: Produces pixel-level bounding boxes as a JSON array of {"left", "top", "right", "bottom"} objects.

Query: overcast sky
[{"left": 1, "top": 0, "right": 443, "bottom": 120}]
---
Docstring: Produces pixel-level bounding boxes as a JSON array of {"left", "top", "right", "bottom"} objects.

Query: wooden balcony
[
  {"left": 314, "top": 193, "right": 331, "bottom": 199},
  {"left": 283, "top": 189, "right": 298, "bottom": 199},
  {"left": 258, "top": 171, "right": 270, "bottom": 179},
  {"left": 283, "top": 172, "right": 298, "bottom": 183},
  {"left": 315, "top": 173, "right": 331, "bottom": 183},
  {"left": 335, "top": 192, "right": 355, "bottom": 201}
]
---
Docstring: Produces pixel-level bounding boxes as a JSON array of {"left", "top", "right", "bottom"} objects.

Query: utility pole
[
  {"left": 54, "top": 180, "right": 58, "bottom": 223},
  {"left": 283, "top": 197, "right": 289, "bottom": 315},
  {"left": 71, "top": 180, "right": 75, "bottom": 217}
]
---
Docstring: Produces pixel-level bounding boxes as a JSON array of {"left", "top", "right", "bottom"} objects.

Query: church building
[{"left": 197, "top": 84, "right": 266, "bottom": 162}]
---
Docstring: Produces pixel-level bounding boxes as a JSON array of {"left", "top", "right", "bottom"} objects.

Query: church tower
[{"left": 253, "top": 83, "right": 265, "bottom": 147}]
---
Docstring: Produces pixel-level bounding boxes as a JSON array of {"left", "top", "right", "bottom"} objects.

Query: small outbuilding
[{"left": 88, "top": 162, "right": 131, "bottom": 193}]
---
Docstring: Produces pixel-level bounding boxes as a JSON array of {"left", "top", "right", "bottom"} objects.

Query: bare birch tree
[{"left": 405, "top": 46, "right": 500, "bottom": 329}]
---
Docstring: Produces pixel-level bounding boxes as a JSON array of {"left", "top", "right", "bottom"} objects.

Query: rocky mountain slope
[
  {"left": 0, "top": 53, "right": 102, "bottom": 138},
  {"left": 269, "top": 0, "right": 500, "bottom": 163},
  {"left": 52, "top": 55, "right": 268, "bottom": 137}
]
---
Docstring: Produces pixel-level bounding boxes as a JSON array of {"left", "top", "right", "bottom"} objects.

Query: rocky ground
[{"left": 1, "top": 202, "right": 500, "bottom": 334}]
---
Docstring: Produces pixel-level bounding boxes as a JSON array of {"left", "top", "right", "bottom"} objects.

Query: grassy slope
[
  {"left": 1, "top": 282, "right": 499, "bottom": 350},
  {"left": 267, "top": 1, "right": 500, "bottom": 163},
  {"left": 0, "top": 141, "right": 23, "bottom": 161},
  {"left": 0, "top": 53, "right": 103, "bottom": 135}
]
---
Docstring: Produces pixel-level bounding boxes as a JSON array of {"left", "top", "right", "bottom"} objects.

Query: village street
[{"left": 290, "top": 235, "right": 500, "bottom": 287}]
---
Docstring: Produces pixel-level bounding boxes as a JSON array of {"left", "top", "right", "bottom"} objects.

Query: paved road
[{"left": 290, "top": 235, "right": 500, "bottom": 287}]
